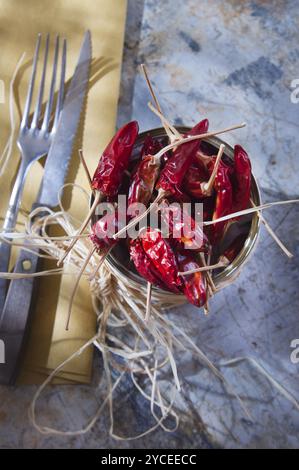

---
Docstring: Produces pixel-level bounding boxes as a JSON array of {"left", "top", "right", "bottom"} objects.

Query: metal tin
[{"left": 95, "top": 126, "right": 261, "bottom": 298}]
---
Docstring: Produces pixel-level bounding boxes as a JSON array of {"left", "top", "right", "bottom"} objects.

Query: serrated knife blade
[{"left": 39, "top": 30, "right": 91, "bottom": 207}]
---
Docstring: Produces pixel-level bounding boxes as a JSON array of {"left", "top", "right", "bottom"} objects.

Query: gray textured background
[{"left": 0, "top": 0, "right": 299, "bottom": 449}]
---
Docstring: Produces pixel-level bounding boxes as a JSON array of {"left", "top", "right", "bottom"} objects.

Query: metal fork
[{"left": 0, "top": 34, "right": 66, "bottom": 310}]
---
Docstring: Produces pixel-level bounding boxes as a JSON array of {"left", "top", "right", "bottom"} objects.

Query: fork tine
[
  {"left": 42, "top": 35, "right": 59, "bottom": 131},
  {"left": 53, "top": 38, "right": 66, "bottom": 130},
  {"left": 21, "top": 34, "right": 41, "bottom": 129},
  {"left": 31, "top": 34, "right": 49, "bottom": 128}
]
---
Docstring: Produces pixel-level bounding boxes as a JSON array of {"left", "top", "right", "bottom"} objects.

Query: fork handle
[
  {"left": 2, "top": 158, "right": 28, "bottom": 232},
  {"left": 0, "top": 242, "right": 40, "bottom": 384},
  {"left": 0, "top": 159, "right": 28, "bottom": 312}
]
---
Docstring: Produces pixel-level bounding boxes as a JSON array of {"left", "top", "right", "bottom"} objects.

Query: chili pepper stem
[
  {"left": 178, "top": 259, "right": 228, "bottom": 276},
  {"left": 145, "top": 282, "right": 152, "bottom": 322},
  {"left": 78, "top": 149, "right": 92, "bottom": 188},
  {"left": 206, "top": 281, "right": 214, "bottom": 298},
  {"left": 204, "top": 199, "right": 299, "bottom": 226},
  {"left": 201, "top": 144, "right": 225, "bottom": 195},
  {"left": 140, "top": 63, "right": 180, "bottom": 143},
  {"left": 113, "top": 189, "right": 166, "bottom": 239},
  {"left": 204, "top": 286, "right": 211, "bottom": 314},
  {"left": 206, "top": 252, "right": 214, "bottom": 298},
  {"left": 219, "top": 255, "right": 230, "bottom": 265},
  {"left": 148, "top": 101, "right": 181, "bottom": 144},
  {"left": 200, "top": 253, "right": 217, "bottom": 294},
  {"left": 197, "top": 150, "right": 213, "bottom": 167},
  {"left": 58, "top": 192, "right": 102, "bottom": 266},
  {"left": 221, "top": 220, "right": 233, "bottom": 240},
  {"left": 140, "top": 64, "right": 162, "bottom": 114},
  {"left": 153, "top": 122, "right": 246, "bottom": 164},
  {"left": 65, "top": 246, "right": 96, "bottom": 331}
]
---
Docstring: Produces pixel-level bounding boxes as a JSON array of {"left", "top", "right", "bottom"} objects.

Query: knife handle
[
  {"left": 0, "top": 243, "right": 40, "bottom": 385},
  {"left": 0, "top": 241, "right": 12, "bottom": 313}
]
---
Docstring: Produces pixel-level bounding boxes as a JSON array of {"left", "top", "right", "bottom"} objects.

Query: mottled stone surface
[{"left": 1, "top": 0, "right": 299, "bottom": 449}]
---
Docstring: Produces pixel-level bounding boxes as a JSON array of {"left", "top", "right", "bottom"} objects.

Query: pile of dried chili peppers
[{"left": 85, "top": 117, "right": 253, "bottom": 311}]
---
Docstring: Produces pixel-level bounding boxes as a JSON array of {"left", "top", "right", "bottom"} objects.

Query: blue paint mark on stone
[
  {"left": 250, "top": 2, "right": 269, "bottom": 19},
  {"left": 225, "top": 56, "right": 283, "bottom": 99},
  {"left": 174, "top": 116, "right": 184, "bottom": 126},
  {"left": 179, "top": 31, "right": 201, "bottom": 52}
]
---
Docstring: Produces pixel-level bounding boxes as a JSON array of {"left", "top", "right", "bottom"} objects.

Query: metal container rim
[{"left": 94, "top": 126, "right": 261, "bottom": 295}]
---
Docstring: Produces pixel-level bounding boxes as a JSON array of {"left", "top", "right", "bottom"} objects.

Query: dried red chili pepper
[
  {"left": 157, "top": 119, "right": 209, "bottom": 197},
  {"left": 183, "top": 161, "right": 209, "bottom": 199},
  {"left": 60, "top": 122, "right": 139, "bottom": 264},
  {"left": 128, "top": 154, "right": 160, "bottom": 207},
  {"left": 128, "top": 124, "right": 206, "bottom": 208},
  {"left": 140, "top": 228, "right": 182, "bottom": 292},
  {"left": 176, "top": 252, "right": 207, "bottom": 307},
  {"left": 187, "top": 118, "right": 209, "bottom": 139},
  {"left": 160, "top": 201, "right": 210, "bottom": 253},
  {"left": 92, "top": 121, "right": 139, "bottom": 196},
  {"left": 130, "top": 237, "right": 169, "bottom": 291},
  {"left": 156, "top": 119, "right": 209, "bottom": 198},
  {"left": 167, "top": 192, "right": 191, "bottom": 204},
  {"left": 195, "top": 147, "right": 225, "bottom": 172},
  {"left": 194, "top": 149, "right": 212, "bottom": 169},
  {"left": 184, "top": 145, "right": 229, "bottom": 201},
  {"left": 156, "top": 139, "right": 200, "bottom": 198},
  {"left": 160, "top": 137, "right": 175, "bottom": 166},
  {"left": 64, "top": 124, "right": 140, "bottom": 319},
  {"left": 140, "top": 134, "right": 163, "bottom": 159},
  {"left": 187, "top": 119, "right": 209, "bottom": 171},
  {"left": 113, "top": 120, "right": 211, "bottom": 240},
  {"left": 89, "top": 210, "right": 127, "bottom": 253},
  {"left": 232, "top": 144, "right": 252, "bottom": 214},
  {"left": 209, "top": 161, "right": 233, "bottom": 245}
]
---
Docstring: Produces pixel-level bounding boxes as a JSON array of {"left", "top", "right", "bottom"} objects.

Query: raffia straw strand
[
  {"left": 260, "top": 213, "right": 293, "bottom": 258},
  {"left": 0, "top": 268, "right": 66, "bottom": 279},
  {"left": 153, "top": 308, "right": 252, "bottom": 420},
  {"left": 13, "top": 181, "right": 296, "bottom": 438},
  {"left": 0, "top": 232, "right": 88, "bottom": 241},
  {"left": 220, "top": 356, "right": 299, "bottom": 411},
  {"left": 145, "top": 282, "right": 152, "bottom": 322},
  {"left": 58, "top": 191, "right": 101, "bottom": 265},
  {"left": 0, "top": 53, "right": 26, "bottom": 177},
  {"left": 250, "top": 198, "right": 293, "bottom": 258}
]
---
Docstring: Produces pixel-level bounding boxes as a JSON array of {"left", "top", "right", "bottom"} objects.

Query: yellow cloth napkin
[{"left": 0, "top": 0, "right": 128, "bottom": 384}]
